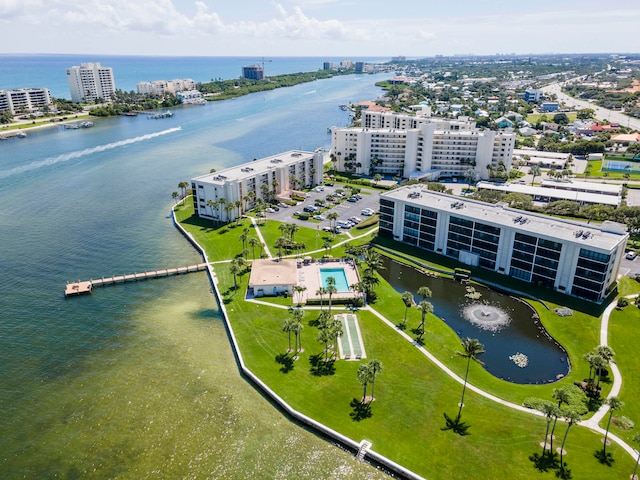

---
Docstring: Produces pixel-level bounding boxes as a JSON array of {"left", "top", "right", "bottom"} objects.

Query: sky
[{"left": 1, "top": 0, "right": 639, "bottom": 57}]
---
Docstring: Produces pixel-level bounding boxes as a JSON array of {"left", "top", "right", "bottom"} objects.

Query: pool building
[{"left": 379, "top": 186, "right": 629, "bottom": 302}]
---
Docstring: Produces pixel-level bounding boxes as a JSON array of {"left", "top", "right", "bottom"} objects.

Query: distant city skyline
[{"left": 0, "top": 1, "right": 639, "bottom": 57}]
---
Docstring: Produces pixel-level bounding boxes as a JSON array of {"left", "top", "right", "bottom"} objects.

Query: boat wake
[
  {"left": 303, "top": 90, "right": 317, "bottom": 95},
  {"left": 0, "top": 127, "right": 181, "bottom": 179}
]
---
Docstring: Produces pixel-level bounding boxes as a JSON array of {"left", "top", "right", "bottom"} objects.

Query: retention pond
[{"left": 379, "top": 256, "right": 570, "bottom": 384}]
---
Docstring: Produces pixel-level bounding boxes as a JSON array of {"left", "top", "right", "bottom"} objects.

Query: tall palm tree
[
  {"left": 289, "top": 224, "right": 299, "bottom": 243},
  {"left": 455, "top": 338, "right": 485, "bottom": 419},
  {"left": 558, "top": 409, "right": 581, "bottom": 474},
  {"left": 537, "top": 401, "right": 560, "bottom": 456},
  {"left": 368, "top": 359, "right": 382, "bottom": 400},
  {"left": 329, "top": 316, "right": 344, "bottom": 359},
  {"left": 602, "top": 397, "right": 623, "bottom": 457},
  {"left": 282, "top": 316, "right": 296, "bottom": 352},
  {"left": 248, "top": 237, "right": 259, "bottom": 260},
  {"left": 229, "top": 260, "right": 240, "bottom": 289},
  {"left": 550, "top": 385, "right": 572, "bottom": 453},
  {"left": 293, "top": 285, "right": 307, "bottom": 306},
  {"left": 530, "top": 165, "right": 541, "bottom": 185},
  {"left": 401, "top": 291, "right": 413, "bottom": 324},
  {"left": 206, "top": 199, "right": 218, "bottom": 225},
  {"left": 326, "top": 277, "right": 337, "bottom": 314},
  {"left": 357, "top": 363, "right": 370, "bottom": 403},
  {"left": 292, "top": 320, "right": 304, "bottom": 355},
  {"left": 318, "top": 328, "right": 332, "bottom": 361},
  {"left": 171, "top": 191, "right": 179, "bottom": 204},
  {"left": 178, "top": 181, "right": 188, "bottom": 197},
  {"left": 218, "top": 197, "right": 227, "bottom": 221},
  {"left": 315, "top": 287, "right": 326, "bottom": 310},
  {"left": 274, "top": 236, "right": 288, "bottom": 260},
  {"left": 327, "top": 212, "right": 339, "bottom": 232},
  {"left": 224, "top": 203, "right": 234, "bottom": 223},
  {"left": 417, "top": 300, "right": 433, "bottom": 336}
]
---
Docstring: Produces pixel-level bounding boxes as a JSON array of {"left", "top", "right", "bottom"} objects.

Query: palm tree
[
  {"left": 558, "top": 409, "right": 581, "bottom": 474},
  {"left": 239, "top": 231, "right": 248, "bottom": 252},
  {"left": 292, "top": 320, "right": 304, "bottom": 356},
  {"left": 357, "top": 363, "right": 370, "bottom": 403},
  {"left": 417, "top": 300, "right": 433, "bottom": 336},
  {"left": 289, "top": 224, "right": 299, "bottom": 243},
  {"left": 206, "top": 199, "right": 218, "bottom": 225},
  {"left": 229, "top": 260, "right": 240, "bottom": 289},
  {"left": 224, "top": 203, "right": 234, "bottom": 223},
  {"left": 248, "top": 236, "right": 259, "bottom": 260},
  {"left": 530, "top": 165, "right": 541, "bottom": 185},
  {"left": 326, "top": 277, "right": 337, "bottom": 314},
  {"left": 274, "top": 236, "right": 288, "bottom": 260},
  {"left": 327, "top": 212, "right": 339, "bottom": 232},
  {"left": 602, "top": 397, "right": 623, "bottom": 457},
  {"left": 318, "top": 328, "right": 332, "bottom": 361},
  {"left": 455, "top": 338, "right": 485, "bottom": 419},
  {"left": 329, "top": 316, "right": 344, "bottom": 359},
  {"left": 293, "top": 285, "right": 307, "bottom": 306},
  {"left": 368, "top": 359, "right": 382, "bottom": 400},
  {"left": 171, "top": 191, "right": 179, "bottom": 204},
  {"left": 537, "top": 401, "right": 560, "bottom": 456},
  {"left": 401, "top": 291, "right": 413, "bottom": 324},
  {"left": 178, "top": 181, "right": 188, "bottom": 197},
  {"left": 550, "top": 385, "right": 572, "bottom": 452},
  {"left": 282, "top": 316, "right": 296, "bottom": 352},
  {"left": 217, "top": 197, "right": 227, "bottom": 221},
  {"left": 316, "top": 287, "right": 326, "bottom": 310},
  {"left": 417, "top": 286, "right": 432, "bottom": 301}
]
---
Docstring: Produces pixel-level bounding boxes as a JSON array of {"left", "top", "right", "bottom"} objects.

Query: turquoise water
[
  {"left": 320, "top": 267, "right": 350, "bottom": 292},
  {"left": 0, "top": 66, "right": 390, "bottom": 478}
]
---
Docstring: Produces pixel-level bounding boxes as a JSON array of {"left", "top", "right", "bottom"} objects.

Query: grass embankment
[{"left": 177, "top": 205, "right": 638, "bottom": 479}]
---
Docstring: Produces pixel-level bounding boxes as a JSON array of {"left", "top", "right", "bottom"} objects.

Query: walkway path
[{"left": 250, "top": 217, "right": 273, "bottom": 259}]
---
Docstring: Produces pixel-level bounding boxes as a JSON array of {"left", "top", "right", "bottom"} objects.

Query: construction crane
[{"left": 257, "top": 57, "right": 272, "bottom": 75}]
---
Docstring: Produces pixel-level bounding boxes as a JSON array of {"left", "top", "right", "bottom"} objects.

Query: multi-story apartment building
[
  {"left": 136, "top": 79, "right": 196, "bottom": 96},
  {"left": 0, "top": 88, "right": 52, "bottom": 115},
  {"left": 191, "top": 150, "right": 323, "bottom": 222},
  {"left": 524, "top": 88, "right": 543, "bottom": 103},
  {"left": 331, "top": 110, "right": 514, "bottom": 180},
  {"left": 242, "top": 65, "right": 264, "bottom": 81},
  {"left": 66, "top": 63, "right": 116, "bottom": 103},
  {"left": 378, "top": 186, "right": 628, "bottom": 302}
]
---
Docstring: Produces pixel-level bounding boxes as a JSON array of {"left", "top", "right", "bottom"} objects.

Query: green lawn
[
  {"left": 177, "top": 207, "right": 640, "bottom": 479},
  {"left": 526, "top": 112, "right": 577, "bottom": 124}
]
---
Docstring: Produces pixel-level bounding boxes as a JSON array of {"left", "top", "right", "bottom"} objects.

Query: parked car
[
  {"left": 626, "top": 251, "right": 637, "bottom": 260},
  {"left": 361, "top": 208, "right": 374, "bottom": 216},
  {"left": 303, "top": 205, "right": 317, "bottom": 213},
  {"left": 347, "top": 197, "right": 357, "bottom": 202},
  {"left": 313, "top": 215, "right": 326, "bottom": 221},
  {"left": 265, "top": 207, "right": 275, "bottom": 213}
]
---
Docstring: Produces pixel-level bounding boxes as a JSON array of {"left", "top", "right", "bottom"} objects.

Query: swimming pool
[{"left": 320, "top": 267, "right": 350, "bottom": 292}]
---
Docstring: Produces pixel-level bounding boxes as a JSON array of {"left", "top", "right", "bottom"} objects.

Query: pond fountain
[
  {"left": 462, "top": 304, "right": 511, "bottom": 332},
  {"left": 379, "top": 256, "right": 569, "bottom": 384}
]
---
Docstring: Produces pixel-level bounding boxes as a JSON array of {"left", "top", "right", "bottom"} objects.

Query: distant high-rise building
[
  {"left": 66, "top": 62, "right": 116, "bottom": 103},
  {"left": 242, "top": 65, "right": 264, "bottom": 81},
  {"left": 391, "top": 56, "right": 406, "bottom": 63},
  {"left": 355, "top": 62, "right": 365, "bottom": 74},
  {"left": 323, "top": 62, "right": 333, "bottom": 70}
]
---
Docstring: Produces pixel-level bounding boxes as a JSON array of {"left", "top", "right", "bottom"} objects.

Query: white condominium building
[
  {"left": 0, "top": 88, "right": 52, "bottom": 114},
  {"left": 66, "top": 63, "right": 116, "bottom": 103},
  {"left": 136, "top": 79, "right": 197, "bottom": 96},
  {"left": 331, "top": 111, "right": 514, "bottom": 180},
  {"left": 191, "top": 150, "right": 324, "bottom": 222},
  {"left": 378, "top": 186, "right": 628, "bottom": 302}
]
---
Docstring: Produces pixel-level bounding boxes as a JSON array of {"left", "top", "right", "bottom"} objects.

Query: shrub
[{"left": 617, "top": 297, "right": 630, "bottom": 309}]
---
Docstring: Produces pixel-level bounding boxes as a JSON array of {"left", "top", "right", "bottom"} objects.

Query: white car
[
  {"left": 626, "top": 251, "right": 637, "bottom": 260},
  {"left": 361, "top": 208, "right": 374, "bottom": 216},
  {"left": 313, "top": 215, "right": 326, "bottom": 221},
  {"left": 264, "top": 207, "right": 275, "bottom": 213}
]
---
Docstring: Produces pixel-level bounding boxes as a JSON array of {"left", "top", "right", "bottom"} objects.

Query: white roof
[
  {"left": 476, "top": 182, "right": 621, "bottom": 206},
  {"left": 249, "top": 259, "right": 298, "bottom": 288},
  {"left": 540, "top": 179, "right": 621, "bottom": 195},
  {"left": 382, "top": 186, "right": 627, "bottom": 251},
  {"left": 193, "top": 150, "right": 316, "bottom": 185}
]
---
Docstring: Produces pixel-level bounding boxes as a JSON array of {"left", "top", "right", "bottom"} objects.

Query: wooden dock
[{"left": 64, "top": 263, "right": 209, "bottom": 297}]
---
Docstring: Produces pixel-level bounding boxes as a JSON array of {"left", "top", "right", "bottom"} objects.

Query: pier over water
[{"left": 64, "top": 263, "right": 209, "bottom": 297}]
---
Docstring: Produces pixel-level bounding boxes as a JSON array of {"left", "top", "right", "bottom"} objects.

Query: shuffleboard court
[{"left": 336, "top": 313, "right": 366, "bottom": 360}]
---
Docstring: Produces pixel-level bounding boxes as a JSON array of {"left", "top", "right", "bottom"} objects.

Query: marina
[{"left": 64, "top": 263, "right": 209, "bottom": 297}]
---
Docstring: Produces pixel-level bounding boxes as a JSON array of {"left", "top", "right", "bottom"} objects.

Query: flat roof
[
  {"left": 476, "top": 182, "right": 621, "bottom": 206},
  {"left": 193, "top": 150, "right": 316, "bottom": 185},
  {"left": 381, "top": 186, "right": 626, "bottom": 251},
  {"left": 513, "top": 148, "right": 570, "bottom": 160},
  {"left": 540, "top": 179, "right": 621, "bottom": 195},
  {"left": 249, "top": 259, "right": 298, "bottom": 287}
]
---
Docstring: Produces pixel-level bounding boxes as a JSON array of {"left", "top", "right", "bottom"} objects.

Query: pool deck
[{"left": 298, "top": 260, "right": 361, "bottom": 303}]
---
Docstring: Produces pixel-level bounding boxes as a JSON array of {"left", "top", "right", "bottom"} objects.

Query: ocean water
[
  {"left": 0, "top": 60, "right": 390, "bottom": 479},
  {"left": 0, "top": 54, "right": 387, "bottom": 98}
]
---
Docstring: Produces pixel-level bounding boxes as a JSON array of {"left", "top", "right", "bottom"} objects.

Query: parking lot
[{"left": 262, "top": 184, "right": 381, "bottom": 234}]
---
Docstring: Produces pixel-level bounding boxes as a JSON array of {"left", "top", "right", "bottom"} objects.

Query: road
[{"left": 542, "top": 82, "right": 640, "bottom": 130}]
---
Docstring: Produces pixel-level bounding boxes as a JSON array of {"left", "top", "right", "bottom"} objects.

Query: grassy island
[{"left": 175, "top": 195, "right": 640, "bottom": 480}]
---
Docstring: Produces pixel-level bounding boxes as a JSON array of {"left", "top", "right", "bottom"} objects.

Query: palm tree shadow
[
  {"left": 275, "top": 353, "right": 294, "bottom": 373},
  {"left": 349, "top": 398, "right": 372, "bottom": 421},
  {"left": 529, "top": 452, "right": 560, "bottom": 472},
  {"left": 594, "top": 448, "right": 614, "bottom": 466},
  {"left": 441, "top": 412, "right": 471, "bottom": 436},
  {"left": 309, "top": 353, "right": 336, "bottom": 376}
]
